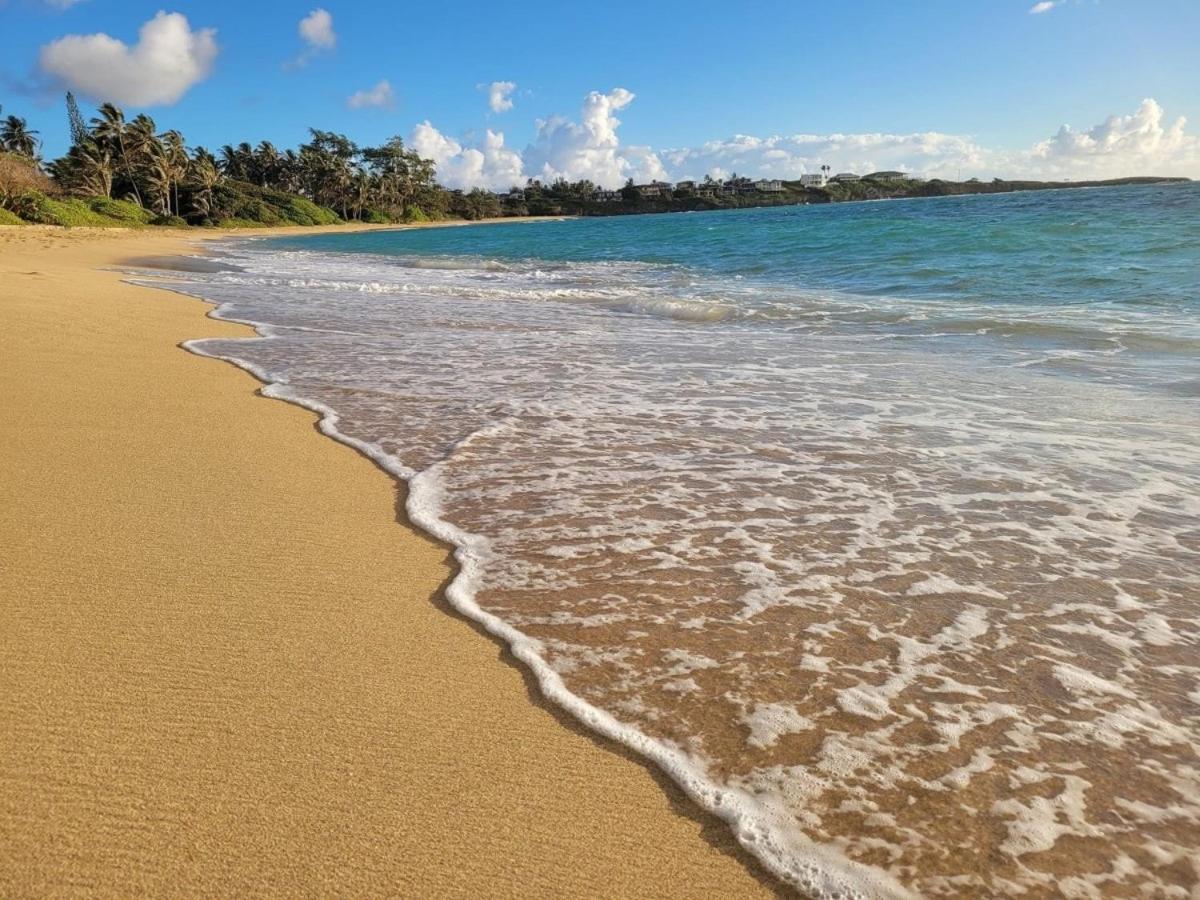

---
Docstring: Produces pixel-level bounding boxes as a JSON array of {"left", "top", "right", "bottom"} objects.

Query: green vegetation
[
  {"left": 0, "top": 96, "right": 457, "bottom": 229},
  {"left": 0, "top": 96, "right": 1191, "bottom": 230},
  {"left": 817, "top": 175, "right": 1191, "bottom": 205}
]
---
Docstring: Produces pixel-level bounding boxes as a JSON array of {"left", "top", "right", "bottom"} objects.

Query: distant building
[
  {"left": 506, "top": 187, "right": 525, "bottom": 201},
  {"left": 865, "top": 171, "right": 921, "bottom": 181},
  {"left": 636, "top": 181, "right": 673, "bottom": 197},
  {"left": 800, "top": 173, "right": 828, "bottom": 188},
  {"left": 595, "top": 189, "right": 622, "bottom": 202},
  {"left": 831, "top": 173, "right": 860, "bottom": 183},
  {"left": 674, "top": 180, "right": 697, "bottom": 192},
  {"left": 754, "top": 179, "right": 784, "bottom": 192}
]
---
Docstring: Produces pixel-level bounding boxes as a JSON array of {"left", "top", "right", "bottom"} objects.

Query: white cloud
[
  {"left": 1018, "top": 98, "right": 1198, "bottom": 178},
  {"left": 407, "top": 95, "right": 1197, "bottom": 190},
  {"left": 484, "top": 80, "right": 516, "bottom": 114},
  {"left": 411, "top": 123, "right": 525, "bottom": 190},
  {"left": 38, "top": 11, "right": 217, "bottom": 106},
  {"left": 44, "top": 0, "right": 88, "bottom": 8},
  {"left": 522, "top": 88, "right": 666, "bottom": 186},
  {"left": 1029, "top": 1, "right": 1060, "bottom": 13},
  {"left": 299, "top": 8, "right": 336, "bottom": 49},
  {"left": 413, "top": 87, "right": 666, "bottom": 189},
  {"left": 662, "top": 131, "right": 986, "bottom": 182},
  {"left": 287, "top": 8, "right": 335, "bottom": 68},
  {"left": 347, "top": 79, "right": 396, "bottom": 110},
  {"left": 662, "top": 100, "right": 1197, "bottom": 183}
]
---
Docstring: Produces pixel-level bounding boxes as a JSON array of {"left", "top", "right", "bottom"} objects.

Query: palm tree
[
  {"left": 1, "top": 115, "right": 40, "bottom": 159},
  {"left": 254, "top": 141, "right": 280, "bottom": 188},
  {"left": 188, "top": 150, "right": 222, "bottom": 220},
  {"left": 160, "top": 130, "right": 188, "bottom": 215},
  {"left": 143, "top": 145, "right": 173, "bottom": 216},
  {"left": 74, "top": 140, "right": 115, "bottom": 198},
  {"left": 91, "top": 103, "right": 143, "bottom": 206}
]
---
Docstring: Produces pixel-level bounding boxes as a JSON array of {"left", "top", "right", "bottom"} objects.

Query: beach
[{"left": 0, "top": 224, "right": 777, "bottom": 897}]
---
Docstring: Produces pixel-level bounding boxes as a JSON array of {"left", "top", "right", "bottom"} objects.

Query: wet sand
[{"left": 0, "top": 224, "right": 778, "bottom": 897}]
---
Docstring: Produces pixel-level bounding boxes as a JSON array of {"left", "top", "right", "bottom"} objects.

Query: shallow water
[{"left": 144, "top": 184, "right": 1200, "bottom": 897}]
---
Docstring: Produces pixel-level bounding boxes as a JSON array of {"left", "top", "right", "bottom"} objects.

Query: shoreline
[{"left": 0, "top": 225, "right": 780, "bottom": 896}]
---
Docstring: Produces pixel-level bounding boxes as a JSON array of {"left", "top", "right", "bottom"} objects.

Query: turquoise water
[
  {"left": 277, "top": 182, "right": 1199, "bottom": 308},
  {"left": 162, "top": 183, "right": 1200, "bottom": 897}
]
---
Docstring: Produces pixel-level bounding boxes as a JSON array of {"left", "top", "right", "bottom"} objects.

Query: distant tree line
[{"left": 0, "top": 94, "right": 504, "bottom": 227}]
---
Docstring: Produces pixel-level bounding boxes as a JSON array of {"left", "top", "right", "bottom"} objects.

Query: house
[
  {"left": 831, "top": 173, "right": 860, "bottom": 183},
  {"left": 595, "top": 189, "right": 622, "bottom": 202},
  {"left": 635, "top": 181, "right": 673, "bottom": 198},
  {"left": 800, "top": 173, "right": 828, "bottom": 188},
  {"left": 865, "top": 171, "right": 909, "bottom": 181},
  {"left": 674, "top": 180, "right": 696, "bottom": 192},
  {"left": 505, "top": 187, "right": 525, "bottom": 201},
  {"left": 754, "top": 179, "right": 784, "bottom": 193},
  {"left": 695, "top": 183, "right": 717, "bottom": 198}
]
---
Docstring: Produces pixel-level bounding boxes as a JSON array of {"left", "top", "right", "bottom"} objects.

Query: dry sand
[{"left": 0, "top": 225, "right": 779, "bottom": 897}]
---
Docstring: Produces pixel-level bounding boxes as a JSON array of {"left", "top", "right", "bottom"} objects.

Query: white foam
[{"left": 128, "top": 229, "right": 1200, "bottom": 898}]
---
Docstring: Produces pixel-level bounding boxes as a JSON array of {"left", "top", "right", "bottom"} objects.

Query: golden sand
[{"left": 0, "top": 225, "right": 778, "bottom": 897}]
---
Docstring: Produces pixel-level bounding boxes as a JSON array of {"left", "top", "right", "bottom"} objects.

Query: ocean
[{"left": 138, "top": 183, "right": 1200, "bottom": 897}]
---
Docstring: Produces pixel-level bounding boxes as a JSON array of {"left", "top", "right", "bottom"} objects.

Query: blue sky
[{"left": 3, "top": 0, "right": 1199, "bottom": 186}]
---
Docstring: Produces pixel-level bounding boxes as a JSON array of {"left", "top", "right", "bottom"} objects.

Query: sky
[{"left": 2, "top": 0, "right": 1199, "bottom": 188}]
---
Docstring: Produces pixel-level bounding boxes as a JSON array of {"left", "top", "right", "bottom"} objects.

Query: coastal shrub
[
  {"left": 361, "top": 208, "right": 390, "bottom": 224},
  {"left": 13, "top": 191, "right": 119, "bottom": 227},
  {"left": 150, "top": 214, "right": 188, "bottom": 227},
  {"left": 284, "top": 195, "right": 339, "bottom": 226},
  {"left": 89, "top": 197, "right": 152, "bottom": 225},
  {"left": 0, "top": 152, "right": 54, "bottom": 211},
  {"left": 403, "top": 206, "right": 428, "bottom": 223},
  {"left": 204, "top": 180, "right": 342, "bottom": 227},
  {"left": 0, "top": 206, "right": 23, "bottom": 225}
]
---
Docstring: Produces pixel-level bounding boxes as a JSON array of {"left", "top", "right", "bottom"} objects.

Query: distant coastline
[
  {"left": 491, "top": 174, "right": 1193, "bottom": 218},
  {"left": 0, "top": 95, "right": 1190, "bottom": 232}
]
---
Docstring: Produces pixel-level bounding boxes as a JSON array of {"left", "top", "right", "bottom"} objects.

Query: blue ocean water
[{"left": 154, "top": 183, "right": 1200, "bottom": 898}]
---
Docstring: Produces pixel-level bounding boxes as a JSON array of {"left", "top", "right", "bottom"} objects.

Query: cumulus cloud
[
  {"left": 411, "top": 123, "right": 525, "bottom": 190},
  {"left": 484, "top": 80, "right": 516, "bottom": 114},
  {"left": 661, "top": 100, "right": 1197, "bottom": 182},
  {"left": 299, "top": 8, "right": 336, "bottom": 49},
  {"left": 413, "top": 88, "right": 666, "bottom": 189},
  {"left": 522, "top": 88, "right": 666, "bottom": 185},
  {"left": 1018, "top": 98, "right": 1199, "bottom": 178},
  {"left": 38, "top": 11, "right": 217, "bottom": 106},
  {"left": 407, "top": 95, "right": 1196, "bottom": 190},
  {"left": 347, "top": 79, "right": 396, "bottom": 110},
  {"left": 287, "top": 8, "right": 335, "bottom": 67},
  {"left": 662, "top": 131, "right": 986, "bottom": 182}
]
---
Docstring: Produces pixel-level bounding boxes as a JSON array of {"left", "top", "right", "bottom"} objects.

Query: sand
[{"left": 0, "top": 225, "right": 779, "bottom": 897}]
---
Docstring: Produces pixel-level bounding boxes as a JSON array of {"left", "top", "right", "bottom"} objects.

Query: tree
[
  {"left": 65, "top": 92, "right": 88, "bottom": 148},
  {"left": 187, "top": 149, "right": 221, "bottom": 220},
  {"left": 161, "top": 130, "right": 188, "bottom": 215},
  {"left": 91, "top": 103, "right": 143, "bottom": 205},
  {"left": 2, "top": 115, "right": 40, "bottom": 159}
]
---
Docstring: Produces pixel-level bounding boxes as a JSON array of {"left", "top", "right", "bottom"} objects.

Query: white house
[
  {"left": 831, "top": 173, "right": 860, "bottom": 183},
  {"left": 754, "top": 179, "right": 784, "bottom": 192},
  {"left": 800, "top": 173, "right": 828, "bottom": 188}
]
